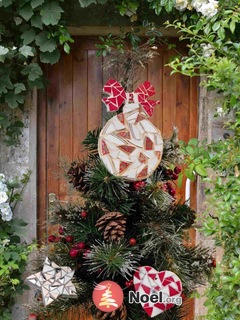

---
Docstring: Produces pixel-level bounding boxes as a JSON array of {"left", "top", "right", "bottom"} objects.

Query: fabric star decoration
[{"left": 26, "top": 257, "right": 77, "bottom": 306}]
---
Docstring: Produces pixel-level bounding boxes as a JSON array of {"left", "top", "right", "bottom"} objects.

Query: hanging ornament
[
  {"left": 133, "top": 266, "right": 182, "bottom": 317},
  {"left": 26, "top": 257, "right": 77, "bottom": 306},
  {"left": 98, "top": 79, "right": 163, "bottom": 181},
  {"left": 92, "top": 280, "right": 124, "bottom": 313}
]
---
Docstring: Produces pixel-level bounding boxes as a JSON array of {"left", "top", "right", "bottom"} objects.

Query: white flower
[
  {"left": 192, "top": 0, "right": 218, "bottom": 18},
  {"left": 201, "top": 43, "right": 214, "bottom": 57},
  {"left": 0, "top": 174, "right": 6, "bottom": 182},
  {"left": 192, "top": 0, "right": 206, "bottom": 11},
  {"left": 0, "top": 203, "right": 13, "bottom": 221},
  {"left": 0, "top": 181, "right": 8, "bottom": 192},
  {"left": 175, "top": 0, "right": 189, "bottom": 11},
  {"left": 199, "top": 1, "right": 218, "bottom": 18},
  {"left": 0, "top": 191, "right": 8, "bottom": 204}
]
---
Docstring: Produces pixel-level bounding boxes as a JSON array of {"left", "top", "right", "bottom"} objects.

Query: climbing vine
[{"left": 0, "top": 0, "right": 73, "bottom": 145}]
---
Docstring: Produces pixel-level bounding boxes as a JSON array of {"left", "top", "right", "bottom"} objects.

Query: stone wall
[{"left": 0, "top": 90, "right": 37, "bottom": 320}]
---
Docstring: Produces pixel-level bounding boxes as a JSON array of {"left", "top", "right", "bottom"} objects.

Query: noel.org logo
[{"left": 128, "top": 290, "right": 182, "bottom": 306}]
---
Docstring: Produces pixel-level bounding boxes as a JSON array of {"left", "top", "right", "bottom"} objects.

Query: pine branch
[
  {"left": 84, "top": 241, "right": 141, "bottom": 279},
  {"left": 85, "top": 160, "right": 134, "bottom": 214},
  {"left": 82, "top": 128, "right": 101, "bottom": 154}
]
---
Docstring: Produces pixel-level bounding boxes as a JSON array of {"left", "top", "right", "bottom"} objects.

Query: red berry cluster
[
  {"left": 161, "top": 182, "right": 176, "bottom": 197},
  {"left": 48, "top": 226, "right": 89, "bottom": 259},
  {"left": 48, "top": 227, "right": 74, "bottom": 244},
  {"left": 166, "top": 166, "right": 181, "bottom": 181},
  {"left": 125, "top": 279, "right": 134, "bottom": 288},
  {"left": 132, "top": 180, "right": 146, "bottom": 191}
]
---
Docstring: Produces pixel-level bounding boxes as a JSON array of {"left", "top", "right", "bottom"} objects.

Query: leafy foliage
[
  {"left": 0, "top": 0, "right": 73, "bottom": 145},
  {"left": 0, "top": 171, "right": 34, "bottom": 320}
]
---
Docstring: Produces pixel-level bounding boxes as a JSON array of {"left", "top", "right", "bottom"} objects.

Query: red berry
[
  {"left": 172, "top": 173, "right": 178, "bottom": 180},
  {"left": 212, "top": 259, "right": 216, "bottom": 268},
  {"left": 133, "top": 181, "right": 146, "bottom": 191},
  {"left": 28, "top": 314, "right": 38, "bottom": 320},
  {"left": 83, "top": 249, "right": 91, "bottom": 258},
  {"left": 166, "top": 182, "right": 172, "bottom": 188},
  {"left": 66, "top": 235, "right": 74, "bottom": 243},
  {"left": 54, "top": 237, "right": 61, "bottom": 243},
  {"left": 125, "top": 280, "right": 133, "bottom": 288},
  {"left": 69, "top": 248, "right": 79, "bottom": 258},
  {"left": 129, "top": 238, "right": 137, "bottom": 246},
  {"left": 161, "top": 183, "right": 168, "bottom": 192},
  {"left": 75, "top": 242, "right": 86, "bottom": 250},
  {"left": 81, "top": 211, "right": 88, "bottom": 218},
  {"left": 169, "top": 188, "right": 176, "bottom": 196},
  {"left": 58, "top": 226, "right": 65, "bottom": 235},
  {"left": 174, "top": 166, "right": 181, "bottom": 174},
  {"left": 166, "top": 169, "right": 173, "bottom": 176},
  {"left": 48, "top": 235, "right": 56, "bottom": 243}
]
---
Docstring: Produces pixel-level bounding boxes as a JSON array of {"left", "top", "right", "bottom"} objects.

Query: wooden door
[{"left": 37, "top": 36, "right": 198, "bottom": 319}]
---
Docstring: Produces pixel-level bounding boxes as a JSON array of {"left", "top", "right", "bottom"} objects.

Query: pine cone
[
  {"left": 96, "top": 212, "right": 126, "bottom": 242},
  {"left": 67, "top": 161, "right": 88, "bottom": 192},
  {"left": 95, "top": 303, "right": 127, "bottom": 320}
]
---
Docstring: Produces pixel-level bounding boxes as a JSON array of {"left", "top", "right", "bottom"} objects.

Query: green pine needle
[{"left": 84, "top": 241, "right": 141, "bottom": 279}]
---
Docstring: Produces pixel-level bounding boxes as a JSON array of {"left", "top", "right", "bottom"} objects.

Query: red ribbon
[{"left": 102, "top": 79, "right": 160, "bottom": 117}]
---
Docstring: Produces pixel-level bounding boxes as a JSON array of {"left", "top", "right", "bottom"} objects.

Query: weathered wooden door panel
[{"left": 37, "top": 36, "right": 198, "bottom": 320}]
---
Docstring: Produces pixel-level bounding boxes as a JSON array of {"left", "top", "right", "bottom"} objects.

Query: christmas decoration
[
  {"left": 66, "top": 235, "right": 74, "bottom": 243},
  {"left": 98, "top": 79, "right": 163, "bottom": 181},
  {"left": 133, "top": 266, "right": 182, "bottom": 317},
  {"left": 132, "top": 180, "right": 146, "bottom": 190},
  {"left": 67, "top": 161, "right": 88, "bottom": 192},
  {"left": 95, "top": 211, "right": 126, "bottom": 242},
  {"left": 95, "top": 302, "right": 127, "bottom": 320},
  {"left": 48, "top": 235, "right": 56, "bottom": 243},
  {"left": 27, "top": 79, "right": 212, "bottom": 320},
  {"left": 92, "top": 281, "right": 124, "bottom": 312},
  {"left": 27, "top": 314, "right": 38, "bottom": 320},
  {"left": 129, "top": 238, "right": 137, "bottom": 246},
  {"left": 80, "top": 210, "right": 88, "bottom": 218},
  {"left": 26, "top": 257, "right": 77, "bottom": 306}
]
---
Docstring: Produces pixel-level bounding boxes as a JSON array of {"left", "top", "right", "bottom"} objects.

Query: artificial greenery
[
  {"left": 0, "top": 171, "right": 34, "bottom": 320},
  {"left": 27, "top": 128, "right": 213, "bottom": 320}
]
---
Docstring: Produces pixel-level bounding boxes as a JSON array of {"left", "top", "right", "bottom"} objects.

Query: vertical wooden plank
[
  {"left": 73, "top": 47, "right": 88, "bottom": 159},
  {"left": 37, "top": 66, "right": 48, "bottom": 241},
  {"left": 88, "top": 50, "right": 103, "bottom": 130},
  {"left": 148, "top": 50, "right": 163, "bottom": 131},
  {"left": 59, "top": 53, "right": 73, "bottom": 198},
  {"left": 175, "top": 74, "right": 190, "bottom": 143},
  {"left": 162, "top": 49, "right": 177, "bottom": 138}
]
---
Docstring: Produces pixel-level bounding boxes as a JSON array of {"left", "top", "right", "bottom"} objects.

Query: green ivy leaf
[
  {"left": 21, "top": 62, "right": 43, "bottom": 81},
  {"left": 0, "top": 0, "right": 12, "bottom": 7},
  {"left": 19, "top": 45, "right": 34, "bottom": 57},
  {"left": 39, "top": 48, "right": 60, "bottom": 64},
  {"left": 40, "top": 2, "right": 63, "bottom": 26},
  {"left": 30, "top": 15, "right": 43, "bottom": 29},
  {"left": 0, "top": 45, "right": 9, "bottom": 62},
  {"left": 30, "top": 0, "right": 44, "bottom": 9},
  {"left": 35, "top": 31, "right": 57, "bottom": 52},
  {"left": 78, "top": 0, "right": 97, "bottom": 7},
  {"left": 0, "top": 75, "right": 13, "bottom": 94},
  {"left": 5, "top": 92, "right": 24, "bottom": 109},
  {"left": 14, "top": 83, "right": 26, "bottom": 94},
  {"left": 21, "top": 29, "right": 36, "bottom": 45},
  {"left": 19, "top": 4, "right": 34, "bottom": 21},
  {"left": 195, "top": 164, "right": 208, "bottom": 177}
]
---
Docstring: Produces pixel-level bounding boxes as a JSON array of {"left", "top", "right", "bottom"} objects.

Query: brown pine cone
[
  {"left": 95, "top": 212, "right": 126, "bottom": 242},
  {"left": 67, "top": 161, "right": 89, "bottom": 193},
  {"left": 95, "top": 303, "right": 127, "bottom": 320}
]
